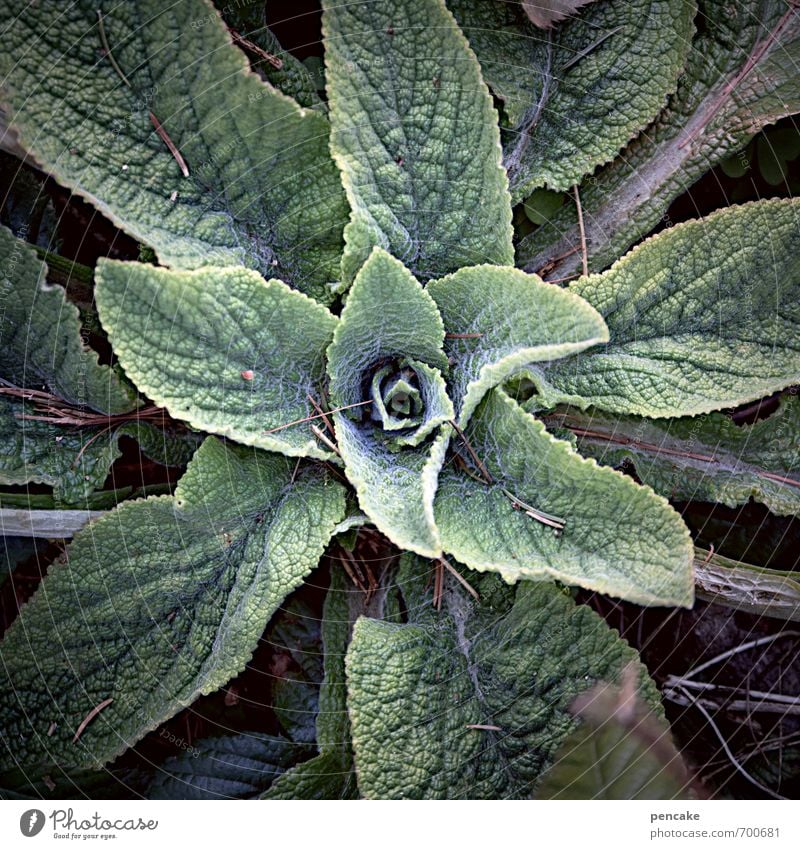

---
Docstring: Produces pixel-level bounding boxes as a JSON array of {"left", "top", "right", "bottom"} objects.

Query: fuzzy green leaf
[
  {"left": 96, "top": 260, "right": 339, "bottom": 460},
  {"left": 327, "top": 249, "right": 449, "bottom": 406},
  {"left": 529, "top": 201, "right": 800, "bottom": 418},
  {"left": 450, "top": 0, "right": 694, "bottom": 197},
  {"left": 427, "top": 264, "right": 608, "bottom": 426},
  {"left": 0, "top": 0, "right": 347, "bottom": 302},
  {"left": 0, "top": 437, "right": 346, "bottom": 770},
  {"left": 544, "top": 396, "right": 800, "bottom": 517},
  {"left": 519, "top": 0, "right": 800, "bottom": 280},
  {"left": 346, "top": 557, "right": 662, "bottom": 799},
  {"left": 435, "top": 389, "right": 693, "bottom": 606},
  {"left": 327, "top": 249, "right": 452, "bottom": 556},
  {"left": 323, "top": 0, "right": 513, "bottom": 285},
  {"left": 0, "top": 226, "right": 134, "bottom": 414}
]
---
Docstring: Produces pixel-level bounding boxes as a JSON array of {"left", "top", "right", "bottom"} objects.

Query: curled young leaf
[{"left": 326, "top": 249, "right": 453, "bottom": 556}]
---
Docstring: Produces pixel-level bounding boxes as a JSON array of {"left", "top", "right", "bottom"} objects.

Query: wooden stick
[
  {"left": 573, "top": 184, "right": 589, "bottom": 277},
  {"left": 264, "top": 400, "right": 372, "bottom": 434},
  {"left": 73, "top": 697, "right": 114, "bottom": 744},
  {"left": 448, "top": 421, "right": 493, "bottom": 484}
]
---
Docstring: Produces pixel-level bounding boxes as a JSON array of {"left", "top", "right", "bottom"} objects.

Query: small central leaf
[{"left": 326, "top": 249, "right": 453, "bottom": 556}]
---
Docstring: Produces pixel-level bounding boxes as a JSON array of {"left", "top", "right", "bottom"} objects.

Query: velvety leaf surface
[
  {"left": 544, "top": 396, "right": 800, "bottom": 517},
  {"left": 0, "top": 437, "right": 346, "bottom": 770},
  {"left": 519, "top": 0, "right": 800, "bottom": 279},
  {"left": 346, "top": 556, "right": 662, "bottom": 799},
  {"left": 529, "top": 201, "right": 800, "bottom": 417},
  {"left": 435, "top": 389, "right": 693, "bottom": 606},
  {"left": 427, "top": 264, "right": 608, "bottom": 426},
  {"left": 327, "top": 249, "right": 452, "bottom": 556},
  {"left": 450, "top": 0, "right": 693, "bottom": 196},
  {"left": 327, "top": 249, "right": 448, "bottom": 407},
  {"left": 147, "top": 733, "right": 311, "bottom": 800},
  {"left": 264, "top": 568, "right": 359, "bottom": 799},
  {"left": 0, "top": 226, "right": 134, "bottom": 414},
  {"left": 0, "top": 0, "right": 348, "bottom": 301},
  {"left": 96, "top": 260, "right": 338, "bottom": 460},
  {"left": 323, "top": 0, "right": 513, "bottom": 284}
]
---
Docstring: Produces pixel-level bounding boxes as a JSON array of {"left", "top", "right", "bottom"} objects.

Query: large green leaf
[
  {"left": 323, "top": 0, "right": 513, "bottom": 285},
  {"left": 435, "top": 389, "right": 693, "bottom": 606},
  {"left": 0, "top": 226, "right": 134, "bottom": 414},
  {"left": 327, "top": 249, "right": 452, "bottom": 556},
  {"left": 529, "top": 201, "right": 800, "bottom": 417},
  {"left": 519, "top": 0, "right": 800, "bottom": 279},
  {"left": 147, "top": 733, "right": 311, "bottom": 800},
  {"left": 346, "top": 556, "right": 662, "bottom": 799},
  {"left": 544, "top": 396, "right": 800, "bottom": 517},
  {"left": 427, "top": 264, "right": 608, "bottom": 426},
  {"left": 96, "top": 260, "right": 338, "bottom": 460},
  {"left": 0, "top": 437, "right": 346, "bottom": 770},
  {"left": 0, "top": 0, "right": 348, "bottom": 302},
  {"left": 264, "top": 568, "right": 360, "bottom": 799},
  {"left": 449, "top": 0, "right": 694, "bottom": 197}
]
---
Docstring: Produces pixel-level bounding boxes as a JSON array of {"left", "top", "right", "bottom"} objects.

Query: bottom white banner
[{"left": 1, "top": 800, "right": 797, "bottom": 848}]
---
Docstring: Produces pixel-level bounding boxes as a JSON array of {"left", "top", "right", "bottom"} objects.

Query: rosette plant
[{"left": 0, "top": 0, "right": 798, "bottom": 799}]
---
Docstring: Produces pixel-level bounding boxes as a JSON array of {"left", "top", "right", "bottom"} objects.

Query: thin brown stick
[
  {"left": 438, "top": 557, "right": 480, "bottom": 601},
  {"left": 263, "top": 400, "right": 372, "bottom": 435},
  {"left": 73, "top": 697, "right": 114, "bottom": 744},
  {"left": 500, "top": 487, "right": 566, "bottom": 531},
  {"left": 676, "top": 685, "right": 786, "bottom": 799},
  {"left": 227, "top": 26, "right": 283, "bottom": 68},
  {"left": 560, "top": 26, "right": 623, "bottom": 71},
  {"left": 448, "top": 421, "right": 493, "bottom": 484},
  {"left": 149, "top": 111, "right": 190, "bottom": 177},
  {"left": 339, "top": 549, "right": 367, "bottom": 592},
  {"left": 433, "top": 558, "right": 444, "bottom": 610},
  {"left": 445, "top": 332, "right": 484, "bottom": 339},
  {"left": 96, "top": 11, "right": 131, "bottom": 87},
  {"left": 465, "top": 724, "right": 502, "bottom": 731},
  {"left": 310, "top": 424, "right": 341, "bottom": 456},
  {"left": 573, "top": 184, "right": 589, "bottom": 277},
  {"left": 307, "top": 394, "right": 334, "bottom": 436},
  {"left": 534, "top": 244, "right": 581, "bottom": 278}
]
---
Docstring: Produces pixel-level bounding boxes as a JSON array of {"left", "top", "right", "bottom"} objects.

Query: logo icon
[{"left": 20, "top": 810, "right": 45, "bottom": 837}]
